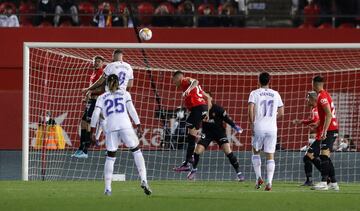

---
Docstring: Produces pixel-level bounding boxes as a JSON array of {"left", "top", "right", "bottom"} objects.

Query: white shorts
[
  {"left": 105, "top": 128, "right": 139, "bottom": 152},
  {"left": 252, "top": 131, "right": 277, "bottom": 153}
]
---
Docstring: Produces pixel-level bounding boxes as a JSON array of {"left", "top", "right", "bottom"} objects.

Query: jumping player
[
  {"left": 172, "top": 71, "right": 210, "bottom": 172},
  {"left": 72, "top": 55, "right": 105, "bottom": 158}
]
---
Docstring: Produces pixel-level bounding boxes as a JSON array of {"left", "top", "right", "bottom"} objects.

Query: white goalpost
[{"left": 23, "top": 42, "right": 360, "bottom": 182}]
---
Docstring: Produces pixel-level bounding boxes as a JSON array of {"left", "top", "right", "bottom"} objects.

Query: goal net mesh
[{"left": 27, "top": 45, "right": 360, "bottom": 182}]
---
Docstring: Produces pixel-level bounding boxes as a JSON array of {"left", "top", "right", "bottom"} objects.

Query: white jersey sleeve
[
  {"left": 125, "top": 91, "right": 140, "bottom": 125},
  {"left": 90, "top": 96, "right": 104, "bottom": 128},
  {"left": 248, "top": 90, "right": 257, "bottom": 104},
  {"left": 277, "top": 92, "right": 284, "bottom": 108}
]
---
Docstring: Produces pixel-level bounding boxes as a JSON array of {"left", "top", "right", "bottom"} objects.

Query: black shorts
[
  {"left": 186, "top": 105, "right": 208, "bottom": 130},
  {"left": 81, "top": 99, "right": 96, "bottom": 123},
  {"left": 307, "top": 140, "right": 321, "bottom": 157},
  {"left": 198, "top": 128, "right": 228, "bottom": 149},
  {"left": 320, "top": 130, "right": 338, "bottom": 151}
]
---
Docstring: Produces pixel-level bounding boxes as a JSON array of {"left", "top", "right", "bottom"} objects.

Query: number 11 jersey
[
  {"left": 248, "top": 88, "right": 284, "bottom": 132},
  {"left": 95, "top": 90, "right": 133, "bottom": 132}
]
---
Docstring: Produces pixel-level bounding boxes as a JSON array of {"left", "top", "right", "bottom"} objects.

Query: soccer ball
[{"left": 139, "top": 28, "right": 152, "bottom": 41}]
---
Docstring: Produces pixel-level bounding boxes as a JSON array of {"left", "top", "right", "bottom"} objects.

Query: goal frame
[{"left": 22, "top": 42, "right": 360, "bottom": 181}]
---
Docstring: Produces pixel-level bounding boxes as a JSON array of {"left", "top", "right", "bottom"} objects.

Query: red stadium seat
[
  {"left": 78, "top": 2, "right": 95, "bottom": 26},
  {"left": 137, "top": 2, "right": 155, "bottom": 26},
  {"left": 0, "top": 2, "right": 16, "bottom": 13},
  {"left": 317, "top": 22, "right": 332, "bottom": 29},
  {"left": 177, "top": 1, "right": 194, "bottom": 14},
  {"left": 37, "top": 21, "right": 53, "bottom": 27},
  {"left": 59, "top": 20, "right": 72, "bottom": 27},
  {"left": 19, "top": 2, "right": 36, "bottom": 26},
  {"left": 197, "top": 3, "right": 214, "bottom": 15},
  {"left": 118, "top": 3, "right": 128, "bottom": 14},
  {"left": 338, "top": 23, "right": 354, "bottom": 28}
]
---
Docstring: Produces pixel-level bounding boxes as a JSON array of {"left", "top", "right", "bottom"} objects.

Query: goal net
[{"left": 23, "top": 43, "right": 360, "bottom": 182}]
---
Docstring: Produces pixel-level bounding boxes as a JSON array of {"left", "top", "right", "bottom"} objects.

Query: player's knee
[
  {"left": 107, "top": 151, "right": 116, "bottom": 157},
  {"left": 266, "top": 153, "right": 274, "bottom": 160},
  {"left": 221, "top": 143, "right": 232, "bottom": 155},
  {"left": 130, "top": 146, "right": 140, "bottom": 153},
  {"left": 195, "top": 144, "right": 205, "bottom": 154}
]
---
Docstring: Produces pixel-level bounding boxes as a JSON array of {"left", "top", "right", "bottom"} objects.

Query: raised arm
[
  {"left": 83, "top": 74, "right": 106, "bottom": 92},
  {"left": 183, "top": 78, "right": 199, "bottom": 96}
]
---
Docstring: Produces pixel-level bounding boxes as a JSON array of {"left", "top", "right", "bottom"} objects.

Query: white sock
[
  {"left": 133, "top": 149, "right": 147, "bottom": 183},
  {"left": 252, "top": 155, "right": 262, "bottom": 180},
  {"left": 266, "top": 160, "right": 275, "bottom": 185},
  {"left": 104, "top": 156, "right": 116, "bottom": 192}
]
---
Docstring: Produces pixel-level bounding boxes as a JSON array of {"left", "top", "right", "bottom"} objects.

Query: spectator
[
  {"left": 335, "top": 135, "right": 356, "bottom": 152},
  {"left": 153, "top": 3, "right": 174, "bottom": 27},
  {"left": 54, "top": 0, "right": 79, "bottom": 26},
  {"left": 218, "top": 1, "right": 239, "bottom": 27},
  {"left": 197, "top": 3, "right": 218, "bottom": 27},
  {"left": 176, "top": 0, "right": 194, "bottom": 27},
  {"left": 0, "top": 4, "right": 19, "bottom": 27},
  {"left": 33, "top": 0, "right": 54, "bottom": 26},
  {"left": 92, "top": 2, "right": 122, "bottom": 27}
]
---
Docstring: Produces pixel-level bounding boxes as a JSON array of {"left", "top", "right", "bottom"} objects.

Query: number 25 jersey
[
  {"left": 95, "top": 90, "right": 133, "bottom": 132},
  {"left": 248, "top": 88, "right": 284, "bottom": 132}
]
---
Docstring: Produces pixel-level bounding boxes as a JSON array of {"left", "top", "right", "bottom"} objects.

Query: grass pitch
[{"left": 0, "top": 181, "right": 359, "bottom": 211}]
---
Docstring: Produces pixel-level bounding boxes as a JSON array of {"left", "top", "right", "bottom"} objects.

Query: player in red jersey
[
  {"left": 172, "top": 71, "right": 210, "bottom": 172},
  {"left": 293, "top": 91, "right": 322, "bottom": 186},
  {"left": 311, "top": 76, "right": 339, "bottom": 191},
  {"left": 72, "top": 55, "right": 105, "bottom": 158}
]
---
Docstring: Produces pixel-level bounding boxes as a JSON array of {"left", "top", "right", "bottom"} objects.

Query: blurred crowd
[{"left": 0, "top": 0, "right": 359, "bottom": 28}]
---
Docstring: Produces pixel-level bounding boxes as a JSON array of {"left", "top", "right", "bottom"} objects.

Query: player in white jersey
[
  {"left": 248, "top": 72, "right": 284, "bottom": 191},
  {"left": 84, "top": 49, "right": 134, "bottom": 92},
  {"left": 90, "top": 74, "right": 151, "bottom": 196}
]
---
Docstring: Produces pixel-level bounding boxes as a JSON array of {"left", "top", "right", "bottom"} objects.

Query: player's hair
[
  {"left": 93, "top": 55, "right": 105, "bottom": 61},
  {"left": 107, "top": 74, "right": 119, "bottom": 92},
  {"left": 173, "top": 70, "right": 184, "bottom": 77},
  {"left": 307, "top": 91, "right": 317, "bottom": 99},
  {"left": 259, "top": 72, "right": 270, "bottom": 86},
  {"left": 313, "top": 75, "right": 325, "bottom": 83},
  {"left": 113, "top": 49, "right": 123, "bottom": 55}
]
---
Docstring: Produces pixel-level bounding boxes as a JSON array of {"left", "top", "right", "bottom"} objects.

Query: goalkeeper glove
[{"left": 233, "top": 125, "right": 243, "bottom": 134}]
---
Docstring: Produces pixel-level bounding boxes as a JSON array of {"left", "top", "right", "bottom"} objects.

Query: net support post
[{"left": 22, "top": 43, "right": 30, "bottom": 181}]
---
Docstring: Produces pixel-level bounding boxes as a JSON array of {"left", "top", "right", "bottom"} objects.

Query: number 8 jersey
[
  {"left": 104, "top": 61, "right": 134, "bottom": 91},
  {"left": 91, "top": 90, "right": 135, "bottom": 132},
  {"left": 248, "top": 88, "right": 284, "bottom": 132}
]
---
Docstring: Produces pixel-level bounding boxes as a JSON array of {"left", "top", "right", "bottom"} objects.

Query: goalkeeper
[{"left": 187, "top": 93, "right": 245, "bottom": 181}]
